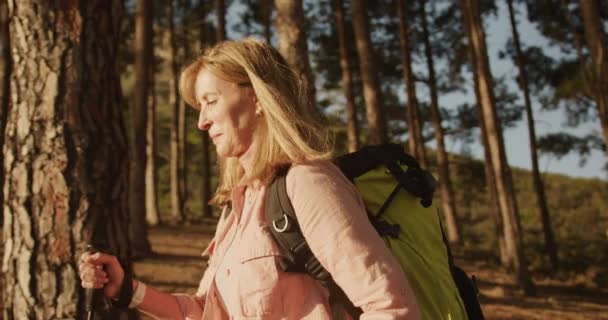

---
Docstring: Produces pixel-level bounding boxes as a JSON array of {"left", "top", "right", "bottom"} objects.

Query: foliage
[
  {"left": 443, "top": 151, "right": 608, "bottom": 278},
  {"left": 537, "top": 133, "right": 605, "bottom": 165}
]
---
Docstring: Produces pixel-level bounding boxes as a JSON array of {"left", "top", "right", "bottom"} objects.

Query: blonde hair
[{"left": 179, "top": 38, "right": 333, "bottom": 206}]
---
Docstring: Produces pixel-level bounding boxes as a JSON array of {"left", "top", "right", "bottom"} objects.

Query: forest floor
[
  {"left": 1, "top": 221, "right": 607, "bottom": 319},
  {"left": 134, "top": 222, "right": 608, "bottom": 320}
]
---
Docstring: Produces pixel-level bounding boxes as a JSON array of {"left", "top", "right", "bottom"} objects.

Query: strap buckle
[{"left": 272, "top": 213, "right": 291, "bottom": 233}]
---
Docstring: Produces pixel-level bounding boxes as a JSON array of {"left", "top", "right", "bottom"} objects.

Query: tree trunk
[
  {"left": 178, "top": 70, "right": 187, "bottom": 220},
  {"left": 216, "top": 0, "right": 226, "bottom": 42},
  {"left": 168, "top": 0, "right": 184, "bottom": 223},
  {"left": 332, "top": 0, "right": 360, "bottom": 152},
  {"left": 396, "top": 0, "right": 427, "bottom": 167},
  {"left": 0, "top": 0, "right": 10, "bottom": 228},
  {"left": 420, "top": 0, "right": 461, "bottom": 244},
  {"left": 201, "top": 132, "right": 213, "bottom": 218},
  {"left": 264, "top": 0, "right": 272, "bottom": 44},
  {"left": 145, "top": 71, "right": 160, "bottom": 226},
  {"left": 462, "top": 2, "right": 508, "bottom": 267},
  {"left": 130, "top": 0, "right": 153, "bottom": 256},
  {"left": 3, "top": 1, "right": 133, "bottom": 318},
  {"left": 461, "top": 0, "right": 535, "bottom": 295},
  {"left": 274, "top": 0, "right": 318, "bottom": 116},
  {"left": 351, "top": 0, "right": 387, "bottom": 145},
  {"left": 196, "top": 0, "right": 223, "bottom": 219},
  {"left": 507, "top": 0, "right": 558, "bottom": 270},
  {"left": 579, "top": 0, "right": 608, "bottom": 149}
]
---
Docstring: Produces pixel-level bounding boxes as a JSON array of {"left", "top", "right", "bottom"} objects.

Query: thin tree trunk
[
  {"left": 130, "top": 0, "right": 153, "bottom": 256},
  {"left": 561, "top": 0, "right": 595, "bottom": 100},
  {"left": 178, "top": 68, "right": 187, "bottom": 220},
  {"left": 264, "top": 0, "right": 272, "bottom": 44},
  {"left": 461, "top": 0, "right": 535, "bottom": 295},
  {"left": 274, "top": 0, "right": 318, "bottom": 116},
  {"left": 201, "top": 134, "right": 213, "bottom": 218},
  {"left": 216, "top": 0, "right": 226, "bottom": 42},
  {"left": 463, "top": 13, "right": 508, "bottom": 264},
  {"left": 178, "top": 0, "right": 190, "bottom": 220},
  {"left": 197, "top": 0, "right": 226, "bottom": 219},
  {"left": 471, "top": 51, "right": 509, "bottom": 266},
  {"left": 507, "top": 0, "right": 558, "bottom": 270},
  {"left": 0, "top": 0, "right": 10, "bottom": 229},
  {"left": 420, "top": 0, "right": 461, "bottom": 244},
  {"left": 145, "top": 70, "right": 160, "bottom": 226},
  {"left": 580, "top": 0, "right": 608, "bottom": 149},
  {"left": 332, "top": 0, "right": 360, "bottom": 152},
  {"left": 168, "top": 0, "right": 184, "bottom": 223},
  {"left": 3, "top": 1, "right": 132, "bottom": 318},
  {"left": 351, "top": 0, "right": 387, "bottom": 145},
  {"left": 196, "top": 6, "right": 216, "bottom": 219},
  {"left": 396, "top": 0, "right": 427, "bottom": 167}
]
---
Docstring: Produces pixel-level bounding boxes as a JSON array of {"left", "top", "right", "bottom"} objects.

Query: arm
[
  {"left": 133, "top": 280, "right": 204, "bottom": 320},
  {"left": 80, "top": 253, "right": 205, "bottom": 320},
  {"left": 286, "top": 161, "right": 421, "bottom": 320}
]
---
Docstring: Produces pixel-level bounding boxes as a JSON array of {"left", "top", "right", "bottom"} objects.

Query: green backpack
[{"left": 265, "top": 144, "right": 483, "bottom": 319}]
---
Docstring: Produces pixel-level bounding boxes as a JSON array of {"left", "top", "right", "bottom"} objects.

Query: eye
[{"left": 207, "top": 100, "right": 217, "bottom": 106}]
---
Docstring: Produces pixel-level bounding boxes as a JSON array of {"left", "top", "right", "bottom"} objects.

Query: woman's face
[{"left": 194, "top": 69, "right": 259, "bottom": 158}]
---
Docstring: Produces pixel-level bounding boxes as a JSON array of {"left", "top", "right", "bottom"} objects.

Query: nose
[{"left": 198, "top": 108, "right": 211, "bottom": 131}]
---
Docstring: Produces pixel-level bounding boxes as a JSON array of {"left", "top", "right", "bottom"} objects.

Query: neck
[{"left": 238, "top": 140, "right": 258, "bottom": 182}]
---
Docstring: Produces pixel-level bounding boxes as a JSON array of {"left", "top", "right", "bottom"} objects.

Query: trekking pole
[{"left": 84, "top": 244, "right": 100, "bottom": 320}]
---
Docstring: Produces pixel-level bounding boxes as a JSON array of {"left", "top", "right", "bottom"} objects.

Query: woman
[{"left": 79, "top": 38, "right": 421, "bottom": 319}]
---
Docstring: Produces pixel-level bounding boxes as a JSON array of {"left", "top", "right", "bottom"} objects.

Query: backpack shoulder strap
[
  {"left": 265, "top": 166, "right": 330, "bottom": 279},
  {"left": 265, "top": 166, "right": 361, "bottom": 318}
]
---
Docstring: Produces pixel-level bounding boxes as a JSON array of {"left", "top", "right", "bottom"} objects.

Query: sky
[
  {"left": 456, "top": 2, "right": 607, "bottom": 180},
  {"left": 224, "top": 1, "right": 607, "bottom": 181}
]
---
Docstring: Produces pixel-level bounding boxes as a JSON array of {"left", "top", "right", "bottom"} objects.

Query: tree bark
[
  {"left": 274, "top": 0, "right": 318, "bottom": 116},
  {"left": 168, "top": 0, "right": 184, "bottom": 223},
  {"left": 264, "top": 0, "right": 272, "bottom": 44},
  {"left": 420, "top": 0, "right": 461, "bottom": 244},
  {"left": 351, "top": 0, "right": 387, "bottom": 145},
  {"left": 579, "top": 0, "right": 608, "bottom": 149},
  {"left": 130, "top": 0, "right": 152, "bottom": 255},
  {"left": 332, "top": 0, "right": 360, "bottom": 152},
  {"left": 396, "top": 0, "right": 427, "bottom": 167},
  {"left": 178, "top": 64, "right": 187, "bottom": 220},
  {"left": 3, "top": 1, "right": 133, "bottom": 318},
  {"left": 145, "top": 67, "right": 160, "bottom": 226},
  {"left": 216, "top": 0, "right": 226, "bottom": 42},
  {"left": 201, "top": 132, "right": 213, "bottom": 218},
  {"left": 0, "top": 0, "right": 11, "bottom": 228},
  {"left": 195, "top": 1, "right": 222, "bottom": 219},
  {"left": 462, "top": 3, "right": 508, "bottom": 267},
  {"left": 461, "top": 0, "right": 535, "bottom": 295},
  {"left": 507, "top": 0, "right": 558, "bottom": 270}
]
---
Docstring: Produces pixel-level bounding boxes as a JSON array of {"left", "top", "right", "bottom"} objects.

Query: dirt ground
[
  {"left": 1, "top": 223, "right": 607, "bottom": 319},
  {"left": 136, "top": 224, "right": 608, "bottom": 320},
  {"left": 460, "top": 260, "right": 608, "bottom": 320}
]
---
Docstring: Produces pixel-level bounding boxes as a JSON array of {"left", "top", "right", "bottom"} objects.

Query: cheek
[{"left": 228, "top": 106, "right": 258, "bottom": 138}]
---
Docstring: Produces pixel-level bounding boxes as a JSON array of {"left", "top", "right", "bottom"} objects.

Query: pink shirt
[{"left": 166, "top": 161, "right": 421, "bottom": 319}]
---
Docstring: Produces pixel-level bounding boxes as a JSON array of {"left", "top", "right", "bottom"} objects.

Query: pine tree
[
  {"left": 351, "top": 0, "right": 388, "bottom": 144},
  {"left": 460, "top": 0, "right": 535, "bottom": 295},
  {"left": 3, "top": 1, "right": 133, "bottom": 317}
]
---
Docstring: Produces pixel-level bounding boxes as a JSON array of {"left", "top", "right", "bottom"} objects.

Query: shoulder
[
  {"left": 284, "top": 160, "right": 360, "bottom": 205},
  {"left": 286, "top": 160, "right": 349, "bottom": 188}
]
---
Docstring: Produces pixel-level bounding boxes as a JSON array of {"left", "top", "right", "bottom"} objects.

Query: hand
[{"left": 78, "top": 252, "right": 125, "bottom": 299}]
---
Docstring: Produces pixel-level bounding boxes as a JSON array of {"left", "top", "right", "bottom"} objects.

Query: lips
[{"left": 210, "top": 133, "right": 222, "bottom": 142}]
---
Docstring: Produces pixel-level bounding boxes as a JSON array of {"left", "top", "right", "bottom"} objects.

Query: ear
[{"left": 248, "top": 87, "right": 259, "bottom": 105}]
